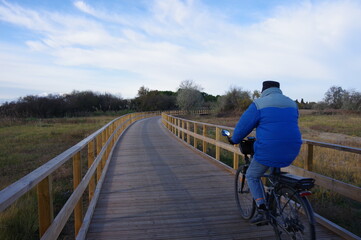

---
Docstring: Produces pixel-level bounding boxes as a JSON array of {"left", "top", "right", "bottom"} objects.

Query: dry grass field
[
  {"left": 0, "top": 116, "right": 117, "bottom": 240},
  {"left": 0, "top": 111, "right": 360, "bottom": 238}
]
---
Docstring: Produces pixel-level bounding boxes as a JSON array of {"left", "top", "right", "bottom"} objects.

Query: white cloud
[
  {"left": 74, "top": 0, "right": 133, "bottom": 26},
  {"left": 0, "top": 0, "right": 360, "bottom": 101}
]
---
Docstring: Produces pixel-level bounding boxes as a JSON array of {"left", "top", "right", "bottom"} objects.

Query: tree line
[
  {"left": 0, "top": 91, "right": 129, "bottom": 118},
  {"left": 0, "top": 82, "right": 360, "bottom": 118}
]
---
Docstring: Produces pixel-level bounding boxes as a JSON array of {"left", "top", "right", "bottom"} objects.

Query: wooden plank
[
  {"left": 202, "top": 125, "right": 207, "bottom": 153},
  {"left": 96, "top": 135, "right": 102, "bottom": 182},
  {"left": 186, "top": 122, "right": 190, "bottom": 144},
  {"left": 306, "top": 143, "right": 314, "bottom": 171},
  {"left": 193, "top": 123, "right": 198, "bottom": 148},
  {"left": 216, "top": 127, "right": 220, "bottom": 160},
  {"left": 73, "top": 152, "right": 83, "bottom": 235},
  {"left": 304, "top": 139, "right": 361, "bottom": 154},
  {"left": 233, "top": 152, "right": 239, "bottom": 170},
  {"left": 88, "top": 140, "right": 95, "bottom": 201},
  {"left": 37, "top": 175, "right": 54, "bottom": 237}
]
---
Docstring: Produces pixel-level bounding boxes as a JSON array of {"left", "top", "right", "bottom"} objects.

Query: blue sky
[{"left": 1, "top": 0, "right": 360, "bottom": 103}]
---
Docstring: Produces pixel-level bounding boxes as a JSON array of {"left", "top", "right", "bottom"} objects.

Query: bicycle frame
[{"left": 221, "top": 130, "right": 315, "bottom": 239}]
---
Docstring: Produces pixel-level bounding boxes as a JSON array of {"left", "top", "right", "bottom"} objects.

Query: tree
[
  {"left": 137, "top": 86, "right": 149, "bottom": 97},
  {"left": 324, "top": 86, "right": 346, "bottom": 109},
  {"left": 201, "top": 92, "right": 218, "bottom": 102},
  {"left": 176, "top": 80, "right": 204, "bottom": 111},
  {"left": 134, "top": 87, "right": 177, "bottom": 111},
  {"left": 217, "top": 86, "right": 251, "bottom": 112},
  {"left": 342, "top": 89, "right": 361, "bottom": 111},
  {"left": 252, "top": 90, "right": 261, "bottom": 100},
  {"left": 0, "top": 91, "right": 127, "bottom": 118}
]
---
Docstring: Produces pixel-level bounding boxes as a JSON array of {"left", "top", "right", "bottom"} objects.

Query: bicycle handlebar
[{"left": 221, "top": 129, "right": 255, "bottom": 156}]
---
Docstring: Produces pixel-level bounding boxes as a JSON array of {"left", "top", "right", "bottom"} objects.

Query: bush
[{"left": 216, "top": 87, "right": 251, "bottom": 113}]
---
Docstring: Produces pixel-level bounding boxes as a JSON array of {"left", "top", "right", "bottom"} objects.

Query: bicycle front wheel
[
  {"left": 235, "top": 165, "right": 256, "bottom": 219},
  {"left": 271, "top": 185, "right": 316, "bottom": 240}
]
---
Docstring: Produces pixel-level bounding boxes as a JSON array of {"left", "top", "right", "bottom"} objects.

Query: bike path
[{"left": 86, "top": 116, "right": 342, "bottom": 240}]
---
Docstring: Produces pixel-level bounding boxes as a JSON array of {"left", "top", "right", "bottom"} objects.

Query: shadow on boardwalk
[{"left": 86, "top": 117, "right": 342, "bottom": 240}]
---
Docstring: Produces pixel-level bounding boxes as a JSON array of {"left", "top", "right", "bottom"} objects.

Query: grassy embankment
[
  {"left": 186, "top": 111, "right": 361, "bottom": 236},
  {"left": 0, "top": 115, "right": 119, "bottom": 240}
]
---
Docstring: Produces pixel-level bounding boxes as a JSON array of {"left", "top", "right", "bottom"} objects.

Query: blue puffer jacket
[{"left": 231, "top": 87, "right": 302, "bottom": 167}]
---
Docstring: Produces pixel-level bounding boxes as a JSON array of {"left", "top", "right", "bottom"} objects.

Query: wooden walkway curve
[{"left": 86, "top": 117, "right": 342, "bottom": 240}]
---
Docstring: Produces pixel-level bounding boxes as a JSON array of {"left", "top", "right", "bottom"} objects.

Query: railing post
[
  {"left": 203, "top": 125, "right": 207, "bottom": 153},
  {"left": 101, "top": 130, "right": 106, "bottom": 168},
  {"left": 170, "top": 117, "right": 173, "bottom": 133},
  {"left": 174, "top": 118, "right": 176, "bottom": 136},
  {"left": 233, "top": 152, "right": 239, "bottom": 170},
  {"left": 37, "top": 175, "right": 54, "bottom": 238},
  {"left": 111, "top": 123, "right": 115, "bottom": 148},
  {"left": 96, "top": 134, "right": 102, "bottom": 181},
  {"left": 88, "top": 140, "right": 95, "bottom": 201},
  {"left": 177, "top": 119, "right": 181, "bottom": 138},
  {"left": 73, "top": 151, "right": 83, "bottom": 236},
  {"left": 173, "top": 117, "right": 176, "bottom": 134},
  {"left": 194, "top": 123, "right": 198, "bottom": 148},
  {"left": 187, "top": 122, "right": 190, "bottom": 144},
  {"left": 216, "top": 127, "right": 220, "bottom": 160},
  {"left": 167, "top": 115, "right": 170, "bottom": 130},
  {"left": 182, "top": 120, "right": 185, "bottom": 141},
  {"left": 306, "top": 143, "right": 314, "bottom": 171},
  {"left": 106, "top": 126, "right": 111, "bottom": 159}
]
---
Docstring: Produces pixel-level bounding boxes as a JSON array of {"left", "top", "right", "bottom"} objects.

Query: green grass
[
  {"left": 0, "top": 115, "right": 118, "bottom": 240},
  {"left": 0, "top": 192, "right": 39, "bottom": 240}
]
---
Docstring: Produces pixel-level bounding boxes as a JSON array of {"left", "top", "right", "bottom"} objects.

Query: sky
[{"left": 0, "top": 0, "right": 360, "bottom": 103}]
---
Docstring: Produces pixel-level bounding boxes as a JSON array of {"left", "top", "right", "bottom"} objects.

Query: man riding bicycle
[{"left": 229, "top": 81, "right": 302, "bottom": 225}]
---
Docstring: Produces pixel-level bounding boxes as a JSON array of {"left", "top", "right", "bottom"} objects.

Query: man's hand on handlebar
[
  {"left": 221, "top": 129, "right": 236, "bottom": 145},
  {"left": 227, "top": 137, "right": 235, "bottom": 145}
]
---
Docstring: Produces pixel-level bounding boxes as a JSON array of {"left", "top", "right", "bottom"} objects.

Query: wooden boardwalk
[{"left": 86, "top": 117, "right": 343, "bottom": 240}]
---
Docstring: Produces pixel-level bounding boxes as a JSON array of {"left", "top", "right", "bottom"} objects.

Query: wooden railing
[
  {"left": 162, "top": 113, "right": 361, "bottom": 240},
  {"left": 0, "top": 112, "right": 160, "bottom": 240}
]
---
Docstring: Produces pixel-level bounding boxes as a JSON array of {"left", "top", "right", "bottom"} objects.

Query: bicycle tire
[
  {"left": 234, "top": 165, "right": 256, "bottom": 219},
  {"left": 270, "top": 185, "right": 316, "bottom": 240}
]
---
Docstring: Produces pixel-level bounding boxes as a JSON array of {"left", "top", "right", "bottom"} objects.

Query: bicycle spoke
[{"left": 270, "top": 186, "right": 315, "bottom": 240}]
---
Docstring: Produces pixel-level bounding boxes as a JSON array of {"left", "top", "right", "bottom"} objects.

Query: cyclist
[{"left": 229, "top": 81, "right": 302, "bottom": 225}]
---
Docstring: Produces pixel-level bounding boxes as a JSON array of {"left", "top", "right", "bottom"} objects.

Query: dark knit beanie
[{"left": 262, "top": 81, "right": 280, "bottom": 92}]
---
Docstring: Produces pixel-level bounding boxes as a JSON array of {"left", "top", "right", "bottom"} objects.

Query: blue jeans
[{"left": 245, "top": 159, "right": 269, "bottom": 207}]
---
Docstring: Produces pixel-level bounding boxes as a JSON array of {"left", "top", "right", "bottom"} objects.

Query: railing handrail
[
  {"left": 303, "top": 139, "right": 361, "bottom": 154},
  {"left": 167, "top": 115, "right": 361, "bottom": 155}
]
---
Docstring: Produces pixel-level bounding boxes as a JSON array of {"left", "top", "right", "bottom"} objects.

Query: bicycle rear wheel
[
  {"left": 270, "top": 185, "right": 316, "bottom": 240},
  {"left": 235, "top": 165, "right": 256, "bottom": 219}
]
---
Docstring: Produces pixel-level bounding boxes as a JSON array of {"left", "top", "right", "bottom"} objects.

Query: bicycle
[{"left": 221, "top": 129, "right": 316, "bottom": 240}]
